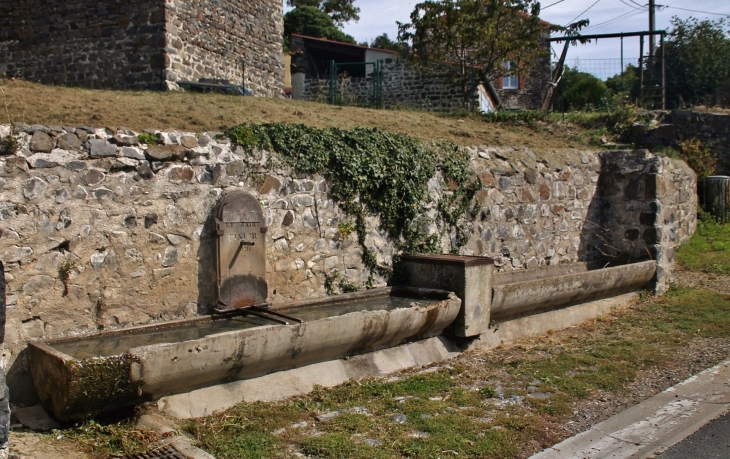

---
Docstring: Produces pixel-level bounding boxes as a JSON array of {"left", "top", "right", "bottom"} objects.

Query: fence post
[{"left": 329, "top": 60, "right": 336, "bottom": 105}]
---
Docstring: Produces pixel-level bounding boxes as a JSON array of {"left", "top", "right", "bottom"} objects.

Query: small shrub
[
  {"left": 678, "top": 138, "right": 715, "bottom": 178},
  {"left": 0, "top": 134, "right": 19, "bottom": 155},
  {"left": 338, "top": 278, "right": 358, "bottom": 293},
  {"left": 324, "top": 273, "right": 339, "bottom": 296},
  {"left": 137, "top": 132, "right": 160, "bottom": 145},
  {"left": 227, "top": 125, "right": 258, "bottom": 148},
  {"left": 337, "top": 221, "right": 356, "bottom": 240}
]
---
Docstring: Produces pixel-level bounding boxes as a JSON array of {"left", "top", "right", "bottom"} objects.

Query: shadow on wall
[
  {"left": 579, "top": 150, "right": 659, "bottom": 268},
  {"left": 196, "top": 200, "right": 221, "bottom": 314}
]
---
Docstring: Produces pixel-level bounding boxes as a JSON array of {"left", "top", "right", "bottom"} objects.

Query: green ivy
[
  {"left": 226, "top": 123, "right": 476, "bottom": 289},
  {"left": 437, "top": 141, "right": 480, "bottom": 252}
]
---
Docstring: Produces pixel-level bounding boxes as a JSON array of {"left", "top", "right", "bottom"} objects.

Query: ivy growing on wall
[{"left": 227, "top": 123, "right": 478, "bottom": 290}]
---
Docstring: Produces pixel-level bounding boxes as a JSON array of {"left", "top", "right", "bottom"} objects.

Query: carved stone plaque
[{"left": 214, "top": 192, "right": 268, "bottom": 309}]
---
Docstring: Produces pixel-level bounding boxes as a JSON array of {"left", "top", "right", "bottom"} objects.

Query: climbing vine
[
  {"left": 226, "top": 123, "right": 478, "bottom": 290},
  {"left": 436, "top": 141, "right": 481, "bottom": 253}
]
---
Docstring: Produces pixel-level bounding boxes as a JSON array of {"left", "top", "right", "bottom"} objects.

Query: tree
[
  {"left": 287, "top": 0, "right": 361, "bottom": 26},
  {"left": 370, "top": 33, "right": 397, "bottom": 50},
  {"left": 555, "top": 67, "right": 611, "bottom": 112},
  {"left": 397, "top": 0, "right": 573, "bottom": 108},
  {"left": 605, "top": 64, "right": 640, "bottom": 104},
  {"left": 663, "top": 17, "right": 730, "bottom": 108},
  {"left": 284, "top": 6, "right": 356, "bottom": 44},
  {"left": 369, "top": 33, "right": 408, "bottom": 53}
]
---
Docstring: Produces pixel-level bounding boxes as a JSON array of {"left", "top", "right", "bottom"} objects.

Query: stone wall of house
[
  {"left": 299, "top": 60, "right": 470, "bottom": 111},
  {"left": 0, "top": 123, "right": 696, "bottom": 406},
  {"left": 495, "top": 60, "right": 550, "bottom": 111},
  {"left": 0, "top": 0, "right": 285, "bottom": 96},
  {"left": 165, "top": 0, "right": 285, "bottom": 97},
  {"left": 0, "top": 0, "right": 167, "bottom": 89},
  {"left": 634, "top": 110, "right": 730, "bottom": 175},
  {"left": 298, "top": 58, "right": 549, "bottom": 112}
]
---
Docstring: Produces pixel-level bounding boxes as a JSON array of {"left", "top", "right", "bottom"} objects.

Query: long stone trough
[
  {"left": 25, "top": 190, "right": 660, "bottom": 422},
  {"left": 28, "top": 286, "right": 460, "bottom": 421},
  {"left": 490, "top": 260, "right": 657, "bottom": 321},
  {"left": 402, "top": 255, "right": 657, "bottom": 337}
]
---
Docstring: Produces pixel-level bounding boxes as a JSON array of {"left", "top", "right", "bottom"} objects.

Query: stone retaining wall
[
  {"left": 634, "top": 110, "right": 730, "bottom": 175},
  {"left": 0, "top": 123, "right": 696, "bottom": 406}
]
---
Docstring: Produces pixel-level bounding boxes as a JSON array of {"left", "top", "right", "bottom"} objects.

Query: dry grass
[{"left": 0, "top": 79, "right": 590, "bottom": 150}]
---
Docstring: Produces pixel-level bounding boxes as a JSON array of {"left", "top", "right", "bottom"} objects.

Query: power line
[
  {"left": 542, "top": 0, "right": 569, "bottom": 10},
  {"left": 663, "top": 6, "right": 730, "bottom": 17},
  {"left": 618, "top": 0, "right": 644, "bottom": 11},
  {"left": 567, "top": 0, "right": 602, "bottom": 25},
  {"left": 625, "top": 0, "right": 645, "bottom": 7},
  {"left": 582, "top": 9, "right": 645, "bottom": 31}
]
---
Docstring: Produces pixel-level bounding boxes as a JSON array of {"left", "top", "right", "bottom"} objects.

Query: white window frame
[{"left": 502, "top": 61, "right": 519, "bottom": 90}]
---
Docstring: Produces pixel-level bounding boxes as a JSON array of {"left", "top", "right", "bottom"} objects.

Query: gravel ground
[
  {"left": 675, "top": 268, "right": 730, "bottom": 296},
  {"left": 544, "top": 269, "right": 730, "bottom": 446}
]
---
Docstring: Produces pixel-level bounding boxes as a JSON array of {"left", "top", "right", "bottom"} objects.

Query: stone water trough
[
  {"left": 402, "top": 255, "right": 657, "bottom": 336},
  {"left": 28, "top": 286, "right": 459, "bottom": 421},
  {"left": 27, "top": 192, "right": 461, "bottom": 421},
  {"left": 27, "top": 191, "right": 658, "bottom": 421}
]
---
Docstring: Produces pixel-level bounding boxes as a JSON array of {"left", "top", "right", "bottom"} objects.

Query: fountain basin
[
  {"left": 28, "top": 287, "right": 460, "bottom": 421},
  {"left": 491, "top": 260, "right": 657, "bottom": 320}
]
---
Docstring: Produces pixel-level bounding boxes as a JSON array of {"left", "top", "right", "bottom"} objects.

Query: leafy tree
[
  {"left": 663, "top": 17, "right": 730, "bottom": 108},
  {"left": 366, "top": 33, "right": 409, "bottom": 55},
  {"left": 287, "top": 0, "right": 360, "bottom": 26},
  {"left": 397, "top": 0, "right": 583, "bottom": 109},
  {"left": 370, "top": 33, "right": 399, "bottom": 51},
  {"left": 555, "top": 67, "right": 611, "bottom": 112},
  {"left": 605, "top": 64, "right": 640, "bottom": 103},
  {"left": 284, "top": 6, "right": 356, "bottom": 44}
]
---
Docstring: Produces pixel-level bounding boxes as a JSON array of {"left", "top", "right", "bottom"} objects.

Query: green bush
[
  {"left": 137, "top": 132, "right": 160, "bottom": 145},
  {"left": 0, "top": 135, "right": 19, "bottom": 155}
]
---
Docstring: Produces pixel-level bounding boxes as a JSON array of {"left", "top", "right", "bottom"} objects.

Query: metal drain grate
[{"left": 122, "top": 445, "right": 187, "bottom": 459}]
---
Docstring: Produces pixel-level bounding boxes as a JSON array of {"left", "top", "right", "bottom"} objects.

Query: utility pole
[{"left": 649, "top": 0, "right": 656, "bottom": 57}]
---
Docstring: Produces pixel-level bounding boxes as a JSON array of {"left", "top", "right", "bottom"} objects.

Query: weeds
[
  {"left": 677, "top": 138, "right": 716, "bottom": 178},
  {"left": 0, "top": 134, "right": 18, "bottom": 156},
  {"left": 59, "top": 259, "right": 76, "bottom": 296},
  {"left": 136, "top": 132, "right": 160, "bottom": 145},
  {"left": 68, "top": 419, "right": 160, "bottom": 457}
]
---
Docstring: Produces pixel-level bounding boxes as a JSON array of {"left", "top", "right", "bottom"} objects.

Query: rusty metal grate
[{"left": 121, "top": 445, "right": 187, "bottom": 459}]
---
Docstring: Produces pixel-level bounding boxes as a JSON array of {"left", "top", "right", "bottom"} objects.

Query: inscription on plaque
[{"left": 214, "top": 192, "right": 268, "bottom": 309}]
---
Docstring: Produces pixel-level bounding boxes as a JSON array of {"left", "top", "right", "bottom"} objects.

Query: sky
[{"left": 284, "top": 0, "right": 730, "bottom": 79}]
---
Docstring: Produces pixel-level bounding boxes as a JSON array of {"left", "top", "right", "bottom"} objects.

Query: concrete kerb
[
  {"left": 469, "top": 292, "right": 639, "bottom": 351},
  {"left": 529, "top": 360, "right": 730, "bottom": 459},
  {"left": 157, "top": 336, "right": 460, "bottom": 419}
]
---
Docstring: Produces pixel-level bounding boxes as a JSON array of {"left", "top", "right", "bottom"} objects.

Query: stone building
[
  {"left": 0, "top": 0, "right": 285, "bottom": 97},
  {"left": 289, "top": 34, "right": 550, "bottom": 111}
]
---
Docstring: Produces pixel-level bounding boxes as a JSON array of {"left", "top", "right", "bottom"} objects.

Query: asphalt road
[{"left": 658, "top": 411, "right": 730, "bottom": 459}]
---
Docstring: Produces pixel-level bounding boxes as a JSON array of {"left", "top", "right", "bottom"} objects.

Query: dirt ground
[
  {"left": 0, "top": 79, "right": 591, "bottom": 151},
  {"left": 8, "top": 432, "right": 91, "bottom": 459}
]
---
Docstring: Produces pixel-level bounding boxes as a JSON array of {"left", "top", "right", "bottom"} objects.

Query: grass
[
  {"left": 676, "top": 213, "right": 730, "bottom": 274},
  {"left": 0, "top": 79, "right": 599, "bottom": 151},
  {"left": 66, "top": 419, "right": 161, "bottom": 457},
  {"left": 168, "top": 287, "right": 730, "bottom": 459}
]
